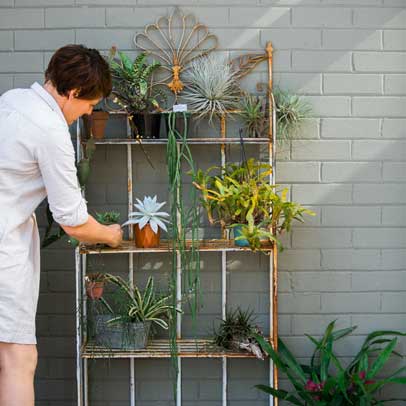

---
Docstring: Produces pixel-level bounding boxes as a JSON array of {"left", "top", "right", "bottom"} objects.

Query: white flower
[{"left": 122, "top": 195, "right": 170, "bottom": 234}]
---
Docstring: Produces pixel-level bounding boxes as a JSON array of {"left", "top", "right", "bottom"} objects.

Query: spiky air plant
[
  {"left": 213, "top": 307, "right": 266, "bottom": 360},
  {"left": 182, "top": 54, "right": 241, "bottom": 123},
  {"left": 273, "top": 88, "right": 312, "bottom": 140},
  {"left": 239, "top": 94, "right": 268, "bottom": 138}
]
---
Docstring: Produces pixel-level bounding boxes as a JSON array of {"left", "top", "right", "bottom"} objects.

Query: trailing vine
[{"left": 166, "top": 111, "right": 200, "bottom": 400}]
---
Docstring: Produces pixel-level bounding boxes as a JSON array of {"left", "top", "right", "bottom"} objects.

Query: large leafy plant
[
  {"left": 255, "top": 321, "right": 406, "bottom": 405},
  {"left": 108, "top": 47, "right": 162, "bottom": 114},
  {"left": 193, "top": 158, "right": 314, "bottom": 250}
]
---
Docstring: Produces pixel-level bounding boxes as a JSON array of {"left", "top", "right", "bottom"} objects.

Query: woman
[{"left": 0, "top": 44, "right": 122, "bottom": 406}]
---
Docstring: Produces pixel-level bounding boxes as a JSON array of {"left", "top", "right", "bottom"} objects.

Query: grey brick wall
[{"left": 0, "top": 0, "right": 405, "bottom": 405}]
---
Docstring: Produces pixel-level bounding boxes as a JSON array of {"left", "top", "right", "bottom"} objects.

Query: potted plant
[
  {"left": 123, "top": 195, "right": 169, "bottom": 248},
  {"left": 108, "top": 47, "right": 164, "bottom": 138},
  {"left": 238, "top": 94, "right": 268, "bottom": 138},
  {"left": 94, "top": 274, "right": 174, "bottom": 350},
  {"left": 85, "top": 272, "right": 107, "bottom": 300},
  {"left": 95, "top": 210, "right": 120, "bottom": 226},
  {"left": 193, "top": 158, "right": 314, "bottom": 251},
  {"left": 254, "top": 320, "right": 406, "bottom": 405},
  {"left": 182, "top": 54, "right": 241, "bottom": 123},
  {"left": 214, "top": 307, "right": 266, "bottom": 360},
  {"left": 82, "top": 104, "right": 110, "bottom": 140}
]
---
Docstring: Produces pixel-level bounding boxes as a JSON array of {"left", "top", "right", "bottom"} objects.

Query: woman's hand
[{"left": 106, "top": 224, "right": 123, "bottom": 248}]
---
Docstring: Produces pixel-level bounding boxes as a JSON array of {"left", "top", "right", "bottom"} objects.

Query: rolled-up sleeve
[{"left": 36, "top": 129, "right": 88, "bottom": 227}]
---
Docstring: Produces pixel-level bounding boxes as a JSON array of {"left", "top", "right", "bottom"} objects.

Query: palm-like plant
[
  {"left": 123, "top": 195, "right": 169, "bottom": 234},
  {"left": 255, "top": 321, "right": 406, "bottom": 405},
  {"left": 182, "top": 54, "right": 241, "bottom": 122},
  {"left": 108, "top": 47, "right": 162, "bottom": 113}
]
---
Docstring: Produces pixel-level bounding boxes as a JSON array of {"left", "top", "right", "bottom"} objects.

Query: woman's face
[{"left": 62, "top": 90, "right": 101, "bottom": 125}]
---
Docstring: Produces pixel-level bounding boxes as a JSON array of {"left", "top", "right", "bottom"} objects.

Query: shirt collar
[{"left": 30, "top": 82, "right": 68, "bottom": 127}]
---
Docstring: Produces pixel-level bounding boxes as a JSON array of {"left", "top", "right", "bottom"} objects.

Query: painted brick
[
  {"left": 354, "top": 52, "right": 406, "bottom": 73},
  {"left": 324, "top": 74, "right": 382, "bottom": 95},
  {"left": 382, "top": 119, "right": 406, "bottom": 138},
  {"left": 229, "top": 7, "right": 291, "bottom": 27},
  {"left": 260, "top": 28, "right": 321, "bottom": 49},
  {"left": 76, "top": 29, "right": 136, "bottom": 50},
  {"left": 352, "top": 140, "right": 406, "bottom": 160},
  {"left": 383, "top": 162, "right": 406, "bottom": 181},
  {"left": 382, "top": 206, "right": 406, "bottom": 226},
  {"left": 323, "top": 29, "right": 381, "bottom": 50},
  {"left": 352, "top": 97, "right": 406, "bottom": 118},
  {"left": 15, "top": 30, "right": 75, "bottom": 51},
  {"left": 383, "top": 30, "right": 406, "bottom": 51},
  {"left": 292, "top": 228, "right": 352, "bottom": 248},
  {"left": 78, "top": 0, "right": 136, "bottom": 4},
  {"left": 292, "top": 314, "right": 351, "bottom": 335},
  {"left": 0, "top": 52, "right": 43, "bottom": 73},
  {"left": 292, "top": 140, "right": 351, "bottom": 160},
  {"left": 385, "top": 74, "right": 406, "bottom": 95},
  {"left": 204, "top": 28, "right": 261, "bottom": 50},
  {"left": 0, "top": 0, "right": 13, "bottom": 5},
  {"left": 322, "top": 162, "right": 381, "bottom": 182},
  {"left": 354, "top": 8, "right": 406, "bottom": 28},
  {"left": 278, "top": 293, "right": 321, "bottom": 314},
  {"left": 292, "top": 184, "right": 352, "bottom": 204},
  {"left": 291, "top": 271, "right": 352, "bottom": 292},
  {"left": 0, "top": 75, "right": 13, "bottom": 94},
  {"left": 293, "top": 50, "right": 352, "bottom": 72},
  {"left": 274, "top": 73, "right": 322, "bottom": 94},
  {"left": 0, "top": 8, "right": 43, "bottom": 29},
  {"left": 16, "top": 0, "right": 73, "bottom": 5},
  {"left": 279, "top": 249, "right": 321, "bottom": 271},
  {"left": 352, "top": 271, "right": 406, "bottom": 291},
  {"left": 321, "top": 249, "right": 381, "bottom": 270},
  {"left": 322, "top": 206, "right": 381, "bottom": 226},
  {"left": 45, "top": 7, "right": 106, "bottom": 28},
  {"left": 321, "top": 118, "right": 380, "bottom": 139},
  {"left": 289, "top": 118, "right": 321, "bottom": 139},
  {"left": 354, "top": 184, "right": 406, "bottom": 204},
  {"left": 302, "top": 96, "right": 351, "bottom": 117},
  {"left": 293, "top": 7, "right": 351, "bottom": 27},
  {"left": 321, "top": 292, "right": 380, "bottom": 313},
  {"left": 0, "top": 31, "right": 13, "bottom": 51},
  {"left": 353, "top": 228, "right": 406, "bottom": 248},
  {"left": 276, "top": 162, "right": 320, "bottom": 182},
  {"left": 382, "top": 249, "right": 406, "bottom": 270},
  {"left": 352, "top": 314, "right": 406, "bottom": 334},
  {"left": 381, "top": 293, "right": 406, "bottom": 312}
]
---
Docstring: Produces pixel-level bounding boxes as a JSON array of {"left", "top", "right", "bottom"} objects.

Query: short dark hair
[{"left": 45, "top": 44, "right": 112, "bottom": 100}]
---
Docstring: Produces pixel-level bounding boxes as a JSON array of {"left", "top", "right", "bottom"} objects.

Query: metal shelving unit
[{"left": 75, "top": 42, "right": 278, "bottom": 406}]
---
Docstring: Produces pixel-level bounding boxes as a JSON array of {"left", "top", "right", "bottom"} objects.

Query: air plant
[
  {"left": 122, "top": 195, "right": 169, "bottom": 234},
  {"left": 182, "top": 54, "right": 241, "bottom": 123},
  {"left": 273, "top": 88, "right": 312, "bottom": 140},
  {"left": 239, "top": 94, "right": 268, "bottom": 138},
  {"left": 213, "top": 307, "right": 266, "bottom": 360}
]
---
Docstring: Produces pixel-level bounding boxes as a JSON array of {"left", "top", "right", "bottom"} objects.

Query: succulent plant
[{"left": 122, "top": 195, "right": 169, "bottom": 234}]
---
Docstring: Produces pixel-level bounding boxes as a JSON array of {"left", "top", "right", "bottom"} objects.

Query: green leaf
[
  {"left": 367, "top": 338, "right": 398, "bottom": 379},
  {"left": 254, "top": 385, "right": 304, "bottom": 405}
]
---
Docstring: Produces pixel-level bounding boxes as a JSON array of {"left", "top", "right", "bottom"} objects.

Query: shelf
[
  {"left": 86, "top": 137, "right": 271, "bottom": 145},
  {"left": 79, "top": 239, "right": 274, "bottom": 255},
  {"left": 81, "top": 338, "right": 273, "bottom": 359}
]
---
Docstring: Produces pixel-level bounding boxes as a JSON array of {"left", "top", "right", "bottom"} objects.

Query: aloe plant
[{"left": 255, "top": 321, "right": 406, "bottom": 405}]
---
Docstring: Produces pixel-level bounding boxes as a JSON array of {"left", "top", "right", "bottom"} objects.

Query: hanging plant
[{"left": 166, "top": 111, "right": 201, "bottom": 397}]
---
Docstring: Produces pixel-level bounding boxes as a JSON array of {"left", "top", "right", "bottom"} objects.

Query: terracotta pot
[
  {"left": 86, "top": 281, "right": 104, "bottom": 300},
  {"left": 84, "top": 111, "right": 109, "bottom": 139},
  {"left": 134, "top": 223, "right": 160, "bottom": 248}
]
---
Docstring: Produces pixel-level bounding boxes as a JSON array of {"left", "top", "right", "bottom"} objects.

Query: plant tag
[{"left": 173, "top": 104, "right": 187, "bottom": 112}]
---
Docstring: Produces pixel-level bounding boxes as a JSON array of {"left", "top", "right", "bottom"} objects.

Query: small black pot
[
  {"left": 164, "top": 112, "right": 191, "bottom": 138},
  {"left": 131, "top": 112, "right": 161, "bottom": 139}
]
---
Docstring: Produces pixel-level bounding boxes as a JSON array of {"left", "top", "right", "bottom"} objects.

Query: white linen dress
[{"left": 0, "top": 82, "right": 88, "bottom": 344}]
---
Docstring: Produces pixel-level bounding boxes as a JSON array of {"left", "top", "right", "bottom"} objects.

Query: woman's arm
[{"left": 61, "top": 215, "right": 122, "bottom": 248}]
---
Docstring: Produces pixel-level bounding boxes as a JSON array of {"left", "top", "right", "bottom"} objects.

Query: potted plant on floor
[
  {"left": 254, "top": 320, "right": 406, "bottom": 405},
  {"left": 193, "top": 158, "right": 314, "bottom": 251},
  {"left": 93, "top": 275, "right": 175, "bottom": 350},
  {"left": 123, "top": 195, "right": 169, "bottom": 248},
  {"left": 108, "top": 47, "right": 164, "bottom": 138},
  {"left": 214, "top": 307, "right": 266, "bottom": 360}
]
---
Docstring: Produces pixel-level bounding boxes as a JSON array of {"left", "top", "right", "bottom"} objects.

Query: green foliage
[
  {"left": 239, "top": 94, "right": 268, "bottom": 138},
  {"left": 108, "top": 47, "right": 163, "bottom": 113},
  {"left": 101, "top": 274, "right": 176, "bottom": 330},
  {"left": 193, "top": 158, "right": 314, "bottom": 251},
  {"left": 95, "top": 210, "right": 121, "bottom": 225},
  {"left": 255, "top": 321, "right": 406, "bottom": 405},
  {"left": 273, "top": 88, "right": 312, "bottom": 140}
]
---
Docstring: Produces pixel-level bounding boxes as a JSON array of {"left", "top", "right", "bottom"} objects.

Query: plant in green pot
[
  {"left": 94, "top": 275, "right": 175, "bottom": 350},
  {"left": 193, "top": 158, "right": 314, "bottom": 251},
  {"left": 108, "top": 47, "right": 164, "bottom": 138},
  {"left": 123, "top": 195, "right": 169, "bottom": 248}
]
